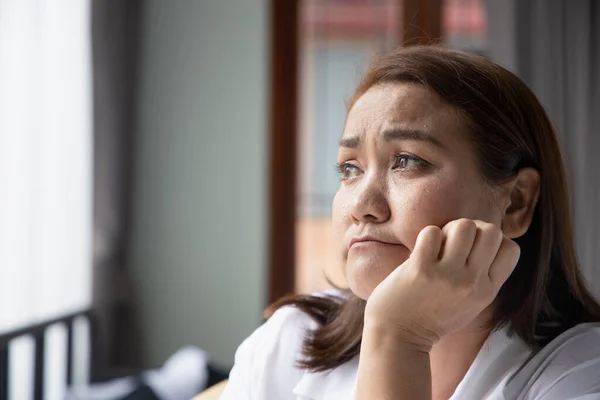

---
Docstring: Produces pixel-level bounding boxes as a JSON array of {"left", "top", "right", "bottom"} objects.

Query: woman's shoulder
[
  {"left": 505, "top": 322, "right": 600, "bottom": 399},
  {"left": 220, "top": 292, "right": 341, "bottom": 400},
  {"left": 264, "top": 303, "right": 321, "bottom": 340},
  {"left": 240, "top": 303, "right": 320, "bottom": 365},
  {"left": 253, "top": 289, "right": 348, "bottom": 353},
  {"left": 264, "top": 289, "right": 345, "bottom": 335},
  {"left": 243, "top": 289, "right": 344, "bottom": 345}
]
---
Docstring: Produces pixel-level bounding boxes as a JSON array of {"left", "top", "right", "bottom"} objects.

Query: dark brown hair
[{"left": 272, "top": 45, "right": 600, "bottom": 372}]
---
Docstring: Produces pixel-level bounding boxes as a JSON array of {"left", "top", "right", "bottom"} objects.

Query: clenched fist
[{"left": 364, "top": 219, "right": 520, "bottom": 351}]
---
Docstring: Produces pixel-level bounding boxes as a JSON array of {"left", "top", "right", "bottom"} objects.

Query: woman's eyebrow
[
  {"left": 339, "top": 128, "right": 444, "bottom": 149},
  {"left": 339, "top": 136, "right": 360, "bottom": 148},
  {"left": 382, "top": 128, "right": 444, "bottom": 148}
]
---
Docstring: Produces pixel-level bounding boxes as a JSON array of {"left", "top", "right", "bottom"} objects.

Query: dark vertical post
[
  {"left": 33, "top": 334, "right": 44, "bottom": 400},
  {"left": 0, "top": 347, "right": 8, "bottom": 400},
  {"left": 66, "top": 321, "right": 74, "bottom": 386},
  {"left": 401, "top": 0, "right": 443, "bottom": 45},
  {"left": 269, "top": 0, "right": 300, "bottom": 303}
]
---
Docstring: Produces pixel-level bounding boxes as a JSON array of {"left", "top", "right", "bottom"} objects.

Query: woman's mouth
[{"left": 348, "top": 236, "right": 401, "bottom": 250}]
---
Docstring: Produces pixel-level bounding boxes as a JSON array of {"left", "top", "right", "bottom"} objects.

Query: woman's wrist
[
  {"left": 357, "top": 321, "right": 432, "bottom": 399},
  {"left": 362, "top": 317, "right": 436, "bottom": 354}
]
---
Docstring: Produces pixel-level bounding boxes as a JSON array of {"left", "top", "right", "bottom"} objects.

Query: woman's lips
[{"left": 348, "top": 238, "right": 401, "bottom": 250}]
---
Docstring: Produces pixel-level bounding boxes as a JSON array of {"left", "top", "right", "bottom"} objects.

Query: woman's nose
[{"left": 349, "top": 176, "right": 391, "bottom": 224}]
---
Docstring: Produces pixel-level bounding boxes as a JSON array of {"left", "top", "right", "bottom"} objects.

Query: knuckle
[
  {"left": 483, "top": 225, "right": 503, "bottom": 244},
  {"left": 478, "top": 221, "right": 499, "bottom": 235},
  {"left": 478, "top": 221, "right": 492, "bottom": 232},
  {"left": 455, "top": 218, "right": 471, "bottom": 226},
  {"left": 496, "top": 232, "right": 506, "bottom": 246},
  {"left": 455, "top": 218, "right": 476, "bottom": 234},
  {"left": 504, "top": 238, "right": 521, "bottom": 256},
  {"left": 443, "top": 219, "right": 458, "bottom": 230},
  {"left": 422, "top": 225, "right": 442, "bottom": 239}
]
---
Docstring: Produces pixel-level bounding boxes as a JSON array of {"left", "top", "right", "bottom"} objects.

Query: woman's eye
[
  {"left": 393, "top": 154, "right": 428, "bottom": 170},
  {"left": 336, "top": 162, "right": 361, "bottom": 181}
]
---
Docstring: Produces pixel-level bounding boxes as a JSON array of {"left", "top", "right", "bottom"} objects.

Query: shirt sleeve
[
  {"left": 527, "top": 324, "right": 600, "bottom": 400},
  {"left": 219, "top": 306, "right": 315, "bottom": 400},
  {"left": 534, "top": 358, "right": 600, "bottom": 400}
]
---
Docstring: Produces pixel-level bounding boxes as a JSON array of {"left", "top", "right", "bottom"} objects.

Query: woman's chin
[{"left": 345, "top": 255, "right": 407, "bottom": 300}]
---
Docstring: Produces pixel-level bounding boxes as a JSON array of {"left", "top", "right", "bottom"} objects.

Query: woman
[{"left": 221, "top": 46, "right": 600, "bottom": 399}]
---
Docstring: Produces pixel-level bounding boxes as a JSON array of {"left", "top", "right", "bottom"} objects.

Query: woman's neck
[{"left": 429, "top": 316, "right": 492, "bottom": 400}]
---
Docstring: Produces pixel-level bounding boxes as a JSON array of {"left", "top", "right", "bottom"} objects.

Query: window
[
  {"left": 0, "top": 1, "right": 92, "bottom": 397},
  {"left": 296, "top": 0, "right": 401, "bottom": 293},
  {"left": 295, "top": 0, "right": 488, "bottom": 294}
]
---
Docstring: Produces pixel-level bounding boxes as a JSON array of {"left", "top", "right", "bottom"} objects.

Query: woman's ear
[{"left": 501, "top": 168, "right": 540, "bottom": 239}]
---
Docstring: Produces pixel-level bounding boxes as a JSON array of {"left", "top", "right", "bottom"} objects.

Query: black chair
[{"left": 0, "top": 309, "right": 95, "bottom": 400}]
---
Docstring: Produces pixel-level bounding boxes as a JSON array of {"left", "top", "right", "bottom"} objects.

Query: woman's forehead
[{"left": 342, "top": 82, "right": 466, "bottom": 145}]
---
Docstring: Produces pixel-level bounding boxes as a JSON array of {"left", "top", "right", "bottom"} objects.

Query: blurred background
[{"left": 0, "top": 0, "right": 598, "bottom": 399}]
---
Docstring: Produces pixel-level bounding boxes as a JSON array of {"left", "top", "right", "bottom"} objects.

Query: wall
[
  {"left": 131, "top": 0, "right": 268, "bottom": 368},
  {"left": 484, "top": 0, "right": 517, "bottom": 72}
]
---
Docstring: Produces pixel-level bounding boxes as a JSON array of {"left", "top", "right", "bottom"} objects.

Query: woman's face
[{"left": 333, "top": 82, "right": 504, "bottom": 300}]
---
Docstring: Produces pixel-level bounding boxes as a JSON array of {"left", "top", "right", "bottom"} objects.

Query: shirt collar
[
  {"left": 451, "top": 326, "right": 531, "bottom": 399},
  {"left": 293, "top": 356, "right": 359, "bottom": 399},
  {"left": 292, "top": 326, "right": 531, "bottom": 400}
]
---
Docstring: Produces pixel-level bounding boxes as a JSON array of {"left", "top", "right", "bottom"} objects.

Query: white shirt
[{"left": 220, "top": 306, "right": 600, "bottom": 400}]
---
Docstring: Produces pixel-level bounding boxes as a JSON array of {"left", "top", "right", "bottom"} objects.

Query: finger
[
  {"left": 466, "top": 220, "right": 504, "bottom": 270},
  {"left": 488, "top": 236, "right": 520, "bottom": 287},
  {"left": 440, "top": 219, "right": 477, "bottom": 265},
  {"left": 413, "top": 225, "right": 443, "bottom": 263}
]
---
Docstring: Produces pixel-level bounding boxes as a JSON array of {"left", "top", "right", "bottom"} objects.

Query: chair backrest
[
  {"left": 0, "top": 309, "right": 95, "bottom": 400},
  {"left": 193, "top": 379, "right": 229, "bottom": 400}
]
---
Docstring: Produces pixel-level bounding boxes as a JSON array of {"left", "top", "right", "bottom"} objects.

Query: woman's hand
[{"left": 364, "top": 218, "right": 520, "bottom": 351}]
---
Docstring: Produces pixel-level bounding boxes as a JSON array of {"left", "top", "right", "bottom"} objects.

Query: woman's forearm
[{"left": 356, "top": 324, "right": 432, "bottom": 400}]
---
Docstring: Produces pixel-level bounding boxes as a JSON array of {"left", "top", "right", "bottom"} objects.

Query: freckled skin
[{"left": 333, "top": 83, "right": 503, "bottom": 300}]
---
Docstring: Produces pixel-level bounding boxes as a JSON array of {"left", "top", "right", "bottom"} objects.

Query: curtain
[
  {"left": 91, "top": 0, "right": 144, "bottom": 377},
  {"left": 512, "top": 0, "right": 600, "bottom": 294},
  {"left": 0, "top": 0, "right": 92, "bottom": 397}
]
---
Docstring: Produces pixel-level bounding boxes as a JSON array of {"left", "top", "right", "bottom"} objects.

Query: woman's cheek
[{"left": 390, "top": 180, "right": 470, "bottom": 250}]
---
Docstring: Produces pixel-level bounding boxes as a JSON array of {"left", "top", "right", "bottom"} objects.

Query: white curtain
[
  {"left": 486, "top": 0, "right": 600, "bottom": 296},
  {"left": 0, "top": 0, "right": 92, "bottom": 398},
  {"left": 513, "top": 0, "right": 600, "bottom": 296}
]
